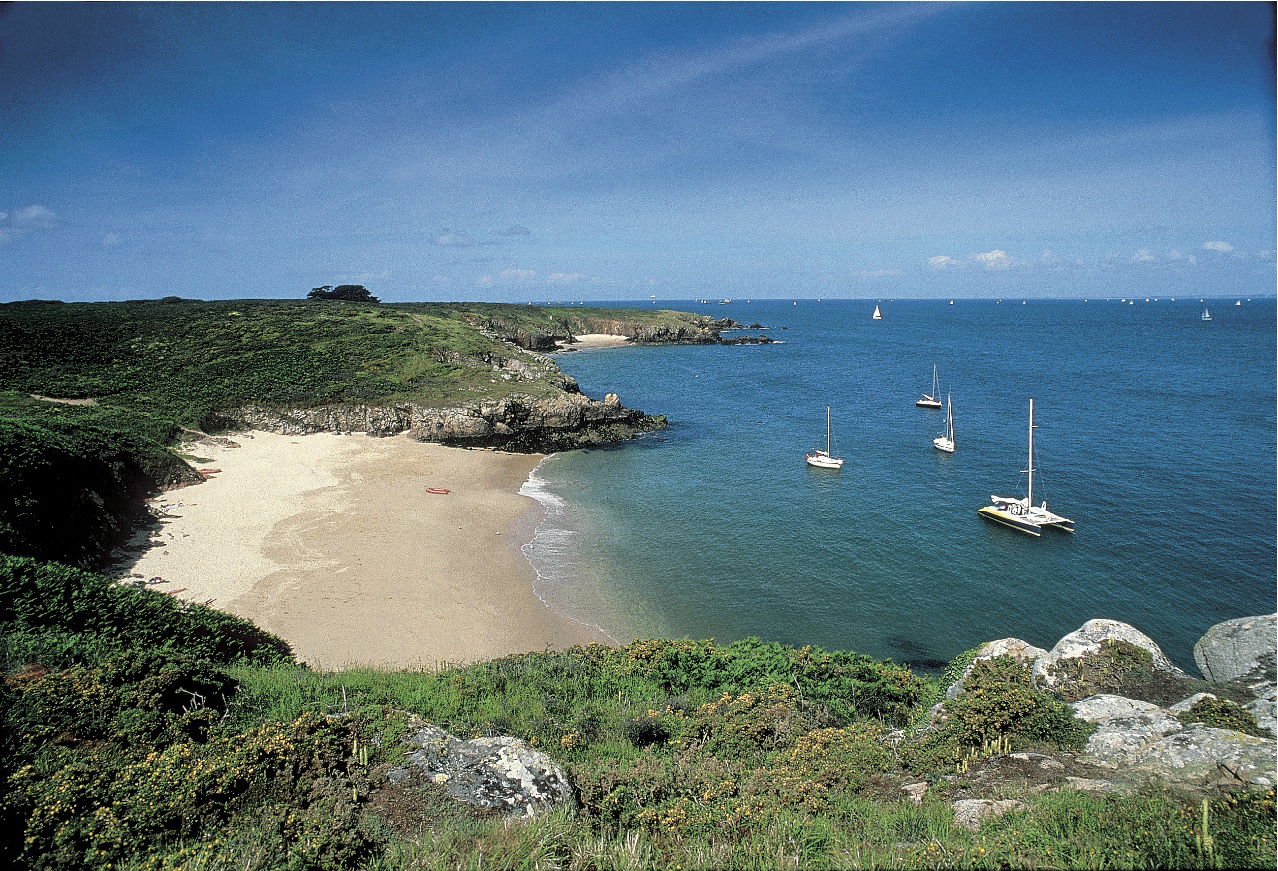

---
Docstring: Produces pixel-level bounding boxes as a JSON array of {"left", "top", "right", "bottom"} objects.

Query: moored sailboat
[
  {"left": 916, "top": 364, "right": 943, "bottom": 408},
  {"left": 871, "top": 304, "right": 883, "bottom": 321},
  {"left": 978, "top": 398, "right": 1074, "bottom": 536},
  {"left": 932, "top": 394, "right": 955, "bottom": 453},
  {"left": 1201, "top": 308, "right": 1212, "bottom": 321},
  {"left": 805, "top": 406, "right": 844, "bottom": 469}
]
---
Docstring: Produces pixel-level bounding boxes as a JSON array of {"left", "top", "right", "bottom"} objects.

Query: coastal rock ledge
[{"left": 230, "top": 392, "right": 664, "bottom": 452}]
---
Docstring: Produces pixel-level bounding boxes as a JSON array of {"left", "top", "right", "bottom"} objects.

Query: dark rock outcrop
[{"left": 231, "top": 391, "right": 664, "bottom": 453}]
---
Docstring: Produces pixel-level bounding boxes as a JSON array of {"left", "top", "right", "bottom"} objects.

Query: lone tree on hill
[{"left": 307, "top": 284, "right": 380, "bottom": 303}]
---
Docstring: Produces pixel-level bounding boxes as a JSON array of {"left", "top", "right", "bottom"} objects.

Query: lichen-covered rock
[
  {"left": 1245, "top": 683, "right": 1277, "bottom": 734},
  {"left": 1071, "top": 695, "right": 1183, "bottom": 766},
  {"left": 1193, "top": 614, "right": 1277, "bottom": 685},
  {"left": 951, "top": 798, "right": 1025, "bottom": 831},
  {"left": 1034, "top": 620, "right": 1190, "bottom": 702},
  {"left": 387, "top": 723, "right": 577, "bottom": 818},
  {"left": 1135, "top": 724, "right": 1275, "bottom": 790},
  {"left": 1071, "top": 694, "right": 1276, "bottom": 791},
  {"left": 945, "top": 637, "right": 1048, "bottom": 700}
]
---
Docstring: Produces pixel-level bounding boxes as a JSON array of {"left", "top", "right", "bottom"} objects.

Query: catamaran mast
[{"left": 1027, "top": 397, "right": 1036, "bottom": 506}]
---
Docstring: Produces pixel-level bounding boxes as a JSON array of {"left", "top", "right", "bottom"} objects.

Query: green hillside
[{"left": 0, "top": 299, "right": 710, "bottom": 567}]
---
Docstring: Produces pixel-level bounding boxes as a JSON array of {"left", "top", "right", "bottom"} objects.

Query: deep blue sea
[{"left": 521, "top": 298, "right": 1276, "bottom": 671}]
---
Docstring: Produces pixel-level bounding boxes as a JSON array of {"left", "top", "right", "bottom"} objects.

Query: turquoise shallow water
[{"left": 522, "top": 298, "right": 1276, "bottom": 671}]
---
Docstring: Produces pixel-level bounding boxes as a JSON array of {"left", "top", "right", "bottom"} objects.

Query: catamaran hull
[{"left": 978, "top": 506, "right": 1042, "bottom": 536}]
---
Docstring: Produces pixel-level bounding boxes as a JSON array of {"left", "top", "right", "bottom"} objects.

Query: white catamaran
[
  {"left": 933, "top": 394, "right": 955, "bottom": 453},
  {"left": 978, "top": 398, "right": 1074, "bottom": 536},
  {"left": 805, "top": 406, "right": 844, "bottom": 469},
  {"left": 916, "top": 364, "right": 943, "bottom": 408}
]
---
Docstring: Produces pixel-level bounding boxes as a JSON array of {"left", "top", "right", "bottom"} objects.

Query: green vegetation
[
  {"left": 1, "top": 299, "right": 1273, "bottom": 868},
  {"left": 0, "top": 299, "right": 712, "bottom": 567},
  {"left": 1177, "top": 696, "right": 1269, "bottom": 738},
  {"left": 2, "top": 558, "right": 1273, "bottom": 869}
]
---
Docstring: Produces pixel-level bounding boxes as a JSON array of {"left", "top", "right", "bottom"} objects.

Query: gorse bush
[
  {"left": 0, "top": 555, "right": 293, "bottom": 669},
  {"left": 1177, "top": 695, "right": 1268, "bottom": 737},
  {"left": 904, "top": 656, "right": 1094, "bottom": 772}
]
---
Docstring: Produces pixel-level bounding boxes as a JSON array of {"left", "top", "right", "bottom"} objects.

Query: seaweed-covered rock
[
  {"left": 386, "top": 722, "right": 577, "bottom": 819},
  {"left": 1193, "top": 614, "right": 1276, "bottom": 685}
]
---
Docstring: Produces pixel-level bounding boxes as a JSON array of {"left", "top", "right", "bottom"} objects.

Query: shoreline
[{"left": 119, "top": 431, "right": 609, "bottom": 669}]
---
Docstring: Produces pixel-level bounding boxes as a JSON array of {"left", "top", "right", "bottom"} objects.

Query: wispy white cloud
[
  {"left": 498, "top": 267, "right": 537, "bottom": 281},
  {"left": 1132, "top": 248, "right": 1156, "bottom": 263},
  {"left": 547, "top": 271, "right": 585, "bottom": 283},
  {"left": 972, "top": 249, "right": 1012, "bottom": 270},
  {"left": 1202, "top": 240, "right": 1234, "bottom": 253},
  {"left": 101, "top": 232, "right": 122, "bottom": 248},
  {"left": 0, "top": 204, "right": 56, "bottom": 244},
  {"left": 495, "top": 225, "right": 531, "bottom": 237},
  {"left": 927, "top": 255, "right": 961, "bottom": 270}
]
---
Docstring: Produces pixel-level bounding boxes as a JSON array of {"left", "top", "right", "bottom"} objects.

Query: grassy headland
[
  {"left": 0, "top": 298, "right": 1272, "bottom": 869},
  {"left": 0, "top": 298, "right": 717, "bottom": 567}
]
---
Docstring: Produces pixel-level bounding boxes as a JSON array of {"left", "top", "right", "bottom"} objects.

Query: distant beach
[{"left": 122, "top": 431, "right": 607, "bottom": 669}]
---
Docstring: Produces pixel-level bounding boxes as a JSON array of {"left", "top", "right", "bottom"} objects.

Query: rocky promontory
[{"left": 232, "top": 390, "right": 664, "bottom": 453}]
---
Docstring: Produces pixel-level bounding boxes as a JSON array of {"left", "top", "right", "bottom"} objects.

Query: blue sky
[{"left": 1, "top": 2, "right": 1273, "bottom": 301}]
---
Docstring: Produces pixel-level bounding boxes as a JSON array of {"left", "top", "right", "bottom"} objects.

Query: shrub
[
  {"left": 1177, "top": 696, "right": 1268, "bottom": 737},
  {"left": 0, "top": 555, "right": 292, "bottom": 667},
  {"left": 904, "top": 656, "right": 1093, "bottom": 773}
]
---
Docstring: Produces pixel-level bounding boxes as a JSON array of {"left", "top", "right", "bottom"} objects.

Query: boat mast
[
  {"left": 1027, "top": 397, "right": 1036, "bottom": 506},
  {"left": 947, "top": 395, "right": 954, "bottom": 441},
  {"left": 932, "top": 364, "right": 938, "bottom": 397},
  {"left": 826, "top": 406, "right": 832, "bottom": 453}
]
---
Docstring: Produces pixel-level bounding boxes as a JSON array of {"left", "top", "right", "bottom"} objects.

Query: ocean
[{"left": 521, "top": 298, "right": 1276, "bottom": 671}]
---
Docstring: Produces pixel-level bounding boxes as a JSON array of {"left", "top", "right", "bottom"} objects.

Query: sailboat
[
  {"left": 1235, "top": 300, "right": 1242, "bottom": 306},
  {"left": 916, "top": 364, "right": 943, "bottom": 408},
  {"left": 871, "top": 304, "right": 883, "bottom": 321},
  {"left": 805, "top": 407, "right": 844, "bottom": 469},
  {"left": 933, "top": 395, "right": 955, "bottom": 453},
  {"left": 978, "top": 398, "right": 1074, "bottom": 536},
  {"left": 1201, "top": 308, "right": 1212, "bottom": 321}
]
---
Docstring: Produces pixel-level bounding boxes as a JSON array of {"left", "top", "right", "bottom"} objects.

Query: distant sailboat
[
  {"left": 933, "top": 395, "right": 955, "bottom": 453},
  {"left": 916, "top": 364, "right": 943, "bottom": 408},
  {"left": 871, "top": 304, "right": 883, "bottom": 320},
  {"left": 1235, "top": 300, "right": 1242, "bottom": 306},
  {"left": 949, "top": 299, "right": 955, "bottom": 305},
  {"left": 805, "top": 407, "right": 844, "bottom": 469},
  {"left": 978, "top": 398, "right": 1074, "bottom": 536},
  {"left": 1201, "top": 308, "right": 1212, "bottom": 321}
]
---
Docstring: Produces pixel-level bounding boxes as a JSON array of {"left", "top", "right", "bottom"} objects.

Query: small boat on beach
[
  {"left": 805, "top": 406, "right": 844, "bottom": 469},
  {"left": 872, "top": 304, "right": 883, "bottom": 320},
  {"left": 916, "top": 364, "right": 943, "bottom": 408},
  {"left": 978, "top": 398, "right": 1074, "bottom": 537},
  {"left": 932, "top": 394, "right": 955, "bottom": 453}
]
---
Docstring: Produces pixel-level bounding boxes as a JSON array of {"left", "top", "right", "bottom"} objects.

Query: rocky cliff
[
  {"left": 231, "top": 391, "right": 664, "bottom": 452},
  {"left": 465, "top": 312, "right": 761, "bottom": 350}
]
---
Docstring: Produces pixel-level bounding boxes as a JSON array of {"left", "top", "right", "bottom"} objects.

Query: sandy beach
[
  {"left": 124, "top": 432, "right": 607, "bottom": 669},
  {"left": 557, "top": 333, "right": 631, "bottom": 350}
]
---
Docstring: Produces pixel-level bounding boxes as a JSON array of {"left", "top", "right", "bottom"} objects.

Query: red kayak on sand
[{"left": 425, "top": 487, "right": 451, "bottom": 495}]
